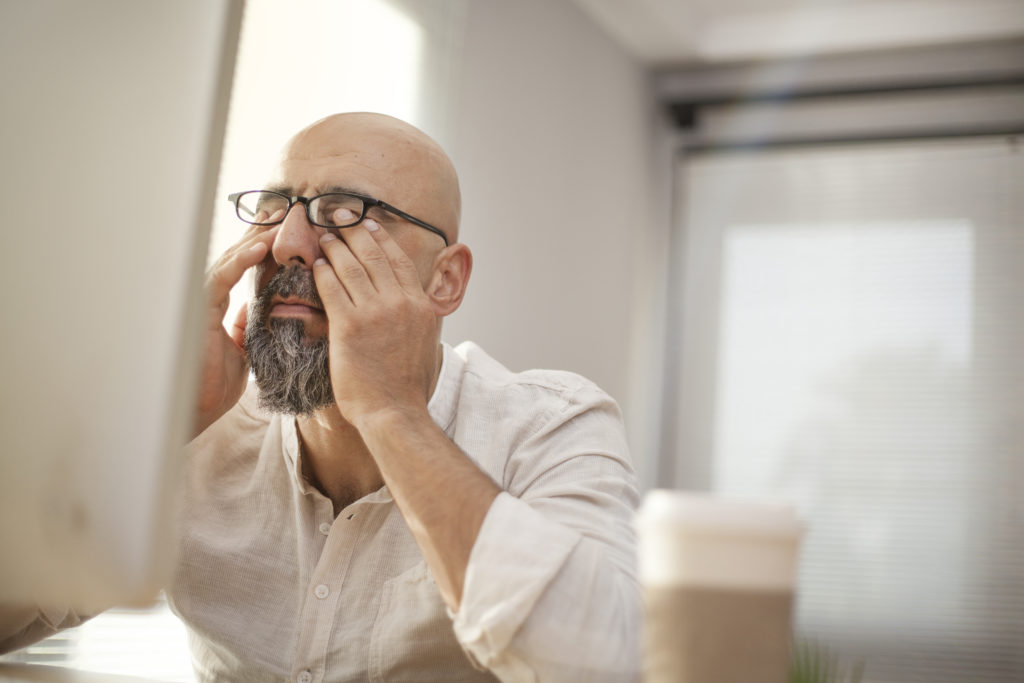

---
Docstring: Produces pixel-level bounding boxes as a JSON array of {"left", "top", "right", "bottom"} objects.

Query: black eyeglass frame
[{"left": 227, "top": 190, "right": 450, "bottom": 247}]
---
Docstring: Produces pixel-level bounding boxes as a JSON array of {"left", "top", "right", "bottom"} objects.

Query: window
[{"left": 668, "top": 135, "right": 1024, "bottom": 681}]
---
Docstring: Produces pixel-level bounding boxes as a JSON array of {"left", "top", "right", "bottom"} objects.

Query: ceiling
[{"left": 568, "top": 0, "right": 1024, "bottom": 65}]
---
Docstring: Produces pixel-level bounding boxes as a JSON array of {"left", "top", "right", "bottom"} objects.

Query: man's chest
[{"left": 168, "top": 471, "right": 494, "bottom": 682}]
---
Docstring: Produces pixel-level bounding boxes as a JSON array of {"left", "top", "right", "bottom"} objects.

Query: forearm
[
  {"left": 355, "top": 407, "right": 500, "bottom": 611},
  {"left": 453, "top": 493, "right": 641, "bottom": 682},
  {"left": 512, "top": 541, "right": 640, "bottom": 681}
]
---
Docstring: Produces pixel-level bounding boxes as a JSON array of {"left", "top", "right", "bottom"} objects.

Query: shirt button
[
  {"left": 314, "top": 584, "right": 329, "bottom": 599},
  {"left": 318, "top": 522, "right": 331, "bottom": 536},
  {"left": 297, "top": 671, "right": 312, "bottom": 683}
]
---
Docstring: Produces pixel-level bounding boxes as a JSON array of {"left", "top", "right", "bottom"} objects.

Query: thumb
[{"left": 229, "top": 303, "right": 249, "bottom": 350}]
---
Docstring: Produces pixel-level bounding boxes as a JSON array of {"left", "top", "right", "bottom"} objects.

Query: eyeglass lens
[{"left": 235, "top": 191, "right": 366, "bottom": 228}]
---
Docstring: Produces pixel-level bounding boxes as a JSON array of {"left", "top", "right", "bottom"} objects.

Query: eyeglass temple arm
[
  {"left": 377, "top": 201, "right": 450, "bottom": 246},
  {"left": 227, "top": 192, "right": 256, "bottom": 219}
]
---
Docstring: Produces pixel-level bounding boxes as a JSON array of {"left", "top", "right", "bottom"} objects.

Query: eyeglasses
[{"left": 227, "top": 190, "right": 449, "bottom": 246}]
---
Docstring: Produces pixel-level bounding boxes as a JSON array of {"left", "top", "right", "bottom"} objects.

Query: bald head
[
  {"left": 246, "top": 113, "right": 473, "bottom": 416},
  {"left": 277, "top": 112, "right": 461, "bottom": 245}
]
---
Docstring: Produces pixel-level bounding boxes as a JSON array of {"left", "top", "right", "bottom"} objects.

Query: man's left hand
[
  {"left": 313, "top": 217, "right": 498, "bottom": 612},
  {"left": 311, "top": 219, "right": 440, "bottom": 427}
]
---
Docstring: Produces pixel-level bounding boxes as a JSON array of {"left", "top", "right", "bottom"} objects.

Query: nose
[{"left": 270, "top": 201, "right": 324, "bottom": 268}]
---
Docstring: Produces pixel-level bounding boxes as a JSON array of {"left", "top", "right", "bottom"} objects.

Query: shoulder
[
  {"left": 443, "top": 342, "right": 631, "bottom": 476},
  {"left": 451, "top": 341, "right": 618, "bottom": 416},
  {"left": 446, "top": 343, "right": 637, "bottom": 516}
]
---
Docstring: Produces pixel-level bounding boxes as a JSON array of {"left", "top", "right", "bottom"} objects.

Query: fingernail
[
  {"left": 314, "top": 258, "right": 327, "bottom": 266},
  {"left": 364, "top": 219, "right": 380, "bottom": 232},
  {"left": 248, "top": 243, "right": 264, "bottom": 252},
  {"left": 321, "top": 232, "right": 337, "bottom": 242}
]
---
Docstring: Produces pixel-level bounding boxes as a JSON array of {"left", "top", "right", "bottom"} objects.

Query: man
[{"left": 1, "top": 113, "right": 640, "bottom": 681}]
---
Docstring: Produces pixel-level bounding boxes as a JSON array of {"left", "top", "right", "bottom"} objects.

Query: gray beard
[{"left": 244, "top": 265, "right": 334, "bottom": 416}]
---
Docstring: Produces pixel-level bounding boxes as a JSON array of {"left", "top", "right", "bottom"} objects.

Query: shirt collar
[
  {"left": 279, "top": 341, "right": 462, "bottom": 490},
  {"left": 427, "top": 341, "right": 461, "bottom": 438},
  {"left": 279, "top": 413, "right": 308, "bottom": 493}
]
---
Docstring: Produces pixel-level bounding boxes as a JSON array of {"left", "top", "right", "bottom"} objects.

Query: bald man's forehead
[
  {"left": 275, "top": 114, "right": 461, "bottom": 240},
  {"left": 275, "top": 145, "right": 439, "bottom": 200},
  {"left": 285, "top": 113, "right": 442, "bottom": 162},
  {"left": 287, "top": 127, "right": 401, "bottom": 158}
]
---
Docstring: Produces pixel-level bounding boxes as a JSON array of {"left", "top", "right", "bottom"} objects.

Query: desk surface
[{"left": 0, "top": 664, "right": 161, "bottom": 683}]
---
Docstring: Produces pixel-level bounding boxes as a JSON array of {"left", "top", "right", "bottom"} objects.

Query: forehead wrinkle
[
  {"left": 272, "top": 158, "right": 379, "bottom": 197},
  {"left": 276, "top": 157, "right": 448, "bottom": 223},
  {"left": 278, "top": 113, "right": 462, "bottom": 241}
]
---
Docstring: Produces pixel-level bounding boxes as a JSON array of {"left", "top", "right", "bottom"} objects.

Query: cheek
[
  {"left": 414, "top": 258, "right": 436, "bottom": 290},
  {"left": 391, "top": 232, "right": 437, "bottom": 288}
]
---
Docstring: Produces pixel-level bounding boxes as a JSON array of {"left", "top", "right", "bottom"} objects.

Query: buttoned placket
[
  {"left": 290, "top": 497, "right": 365, "bottom": 683},
  {"left": 283, "top": 347, "right": 458, "bottom": 682}
]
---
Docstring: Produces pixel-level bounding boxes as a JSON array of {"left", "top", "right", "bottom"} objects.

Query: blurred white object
[
  {"left": 0, "top": 0, "right": 243, "bottom": 611},
  {"left": 637, "top": 490, "right": 803, "bottom": 590},
  {"left": 0, "top": 662, "right": 161, "bottom": 682},
  {"left": 637, "top": 490, "right": 803, "bottom": 683}
]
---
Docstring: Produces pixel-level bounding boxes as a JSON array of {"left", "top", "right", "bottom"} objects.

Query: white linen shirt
[{"left": 0, "top": 341, "right": 640, "bottom": 681}]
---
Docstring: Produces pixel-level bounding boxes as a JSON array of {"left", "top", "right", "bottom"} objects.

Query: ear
[{"left": 425, "top": 243, "right": 472, "bottom": 317}]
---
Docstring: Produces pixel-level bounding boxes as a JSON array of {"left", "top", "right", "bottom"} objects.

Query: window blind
[{"left": 668, "top": 135, "right": 1024, "bottom": 682}]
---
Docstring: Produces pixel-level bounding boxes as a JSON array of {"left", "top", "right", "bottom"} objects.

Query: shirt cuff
[{"left": 451, "top": 491, "right": 582, "bottom": 673}]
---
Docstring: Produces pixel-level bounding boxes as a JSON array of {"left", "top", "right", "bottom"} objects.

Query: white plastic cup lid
[{"left": 636, "top": 490, "right": 803, "bottom": 590}]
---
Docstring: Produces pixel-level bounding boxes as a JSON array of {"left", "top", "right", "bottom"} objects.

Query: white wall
[{"left": 438, "top": 0, "right": 674, "bottom": 484}]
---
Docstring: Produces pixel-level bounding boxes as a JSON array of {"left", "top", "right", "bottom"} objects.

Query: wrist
[{"left": 350, "top": 403, "right": 434, "bottom": 439}]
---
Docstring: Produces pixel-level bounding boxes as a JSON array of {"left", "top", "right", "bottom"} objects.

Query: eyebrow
[
  {"left": 264, "top": 184, "right": 375, "bottom": 198},
  {"left": 322, "top": 184, "right": 373, "bottom": 197},
  {"left": 264, "top": 183, "right": 291, "bottom": 195}
]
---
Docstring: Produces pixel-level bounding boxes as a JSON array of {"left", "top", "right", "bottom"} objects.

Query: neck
[
  {"left": 296, "top": 410, "right": 382, "bottom": 516},
  {"left": 294, "top": 341, "right": 446, "bottom": 515}
]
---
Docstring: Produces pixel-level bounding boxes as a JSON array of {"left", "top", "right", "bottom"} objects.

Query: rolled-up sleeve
[{"left": 452, "top": 381, "right": 641, "bottom": 682}]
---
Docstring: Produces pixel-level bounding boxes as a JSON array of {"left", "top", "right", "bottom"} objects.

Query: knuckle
[
  {"left": 209, "top": 252, "right": 232, "bottom": 273},
  {"left": 382, "top": 291, "right": 406, "bottom": 309},
  {"left": 207, "top": 267, "right": 230, "bottom": 288},
  {"left": 362, "top": 251, "right": 389, "bottom": 268},
  {"left": 339, "top": 263, "right": 366, "bottom": 282}
]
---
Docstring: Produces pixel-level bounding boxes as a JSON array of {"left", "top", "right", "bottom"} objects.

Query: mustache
[{"left": 256, "top": 265, "right": 324, "bottom": 311}]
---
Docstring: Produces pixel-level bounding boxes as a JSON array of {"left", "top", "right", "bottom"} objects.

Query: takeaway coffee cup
[{"left": 637, "top": 491, "right": 803, "bottom": 683}]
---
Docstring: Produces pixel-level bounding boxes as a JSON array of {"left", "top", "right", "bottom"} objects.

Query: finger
[
  {"left": 229, "top": 303, "right": 248, "bottom": 349},
  {"left": 206, "top": 226, "right": 278, "bottom": 309},
  {"left": 319, "top": 232, "right": 378, "bottom": 304},
  {"left": 312, "top": 254, "right": 354, "bottom": 311},
  {"left": 209, "top": 208, "right": 282, "bottom": 274},
  {"left": 209, "top": 217, "right": 280, "bottom": 276},
  {"left": 226, "top": 208, "right": 284, "bottom": 253},
  {"left": 253, "top": 207, "right": 285, "bottom": 224},
  {"left": 335, "top": 219, "right": 400, "bottom": 292},
  {"left": 361, "top": 219, "right": 425, "bottom": 292},
  {"left": 210, "top": 208, "right": 284, "bottom": 268}
]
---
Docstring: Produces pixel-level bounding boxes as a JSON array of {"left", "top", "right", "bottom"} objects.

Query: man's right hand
[{"left": 192, "top": 223, "right": 280, "bottom": 439}]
